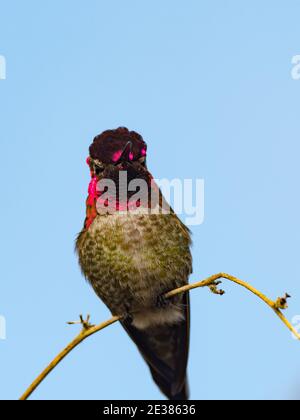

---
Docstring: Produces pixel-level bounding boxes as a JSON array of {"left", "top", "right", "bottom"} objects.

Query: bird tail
[{"left": 121, "top": 293, "right": 190, "bottom": 400}]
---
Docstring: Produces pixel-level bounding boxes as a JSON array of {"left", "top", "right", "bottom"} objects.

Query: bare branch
[
  {"left": 19, "top": 273, "right": 299, "bottom": 401},
  {"left": 19, "top": 316, "right": 120, "bottom": 401}
]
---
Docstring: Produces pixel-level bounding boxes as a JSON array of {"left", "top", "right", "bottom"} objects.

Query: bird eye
[
  {"left": 95, "top": 166, "right": 104, "bottom": 175},
  {"left": 94, "top": 165, "right": 104, "bottom": 175},
  {"left": 92, "top": 160, "right": 105, "bottom": 175}
]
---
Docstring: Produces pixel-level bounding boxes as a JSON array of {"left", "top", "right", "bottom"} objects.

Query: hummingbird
[{"left": 76, "top": 127, "right": 192, "bottom": 400}]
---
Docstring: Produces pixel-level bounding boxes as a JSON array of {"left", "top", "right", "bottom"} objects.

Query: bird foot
[
  {"left": 156, "top": 294, "right": 171, "bottom": 308},
  {"left": 67, "top": 314, "right": 95, "bottom": 331},
  {"left": 122, "top": 312, "right": 134, "bottom": 325}
]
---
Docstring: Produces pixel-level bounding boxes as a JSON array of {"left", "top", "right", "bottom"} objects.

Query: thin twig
[
  {"left": 19, "top": 273, "right": 299, "bottom": 400},
  {"left": 19, "top": 316, "right": 121, "bottom": 401},
  {"left": 166, "top": 273, "right": 299, "bottom": 338}
]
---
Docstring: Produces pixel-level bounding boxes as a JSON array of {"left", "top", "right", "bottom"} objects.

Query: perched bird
[{"left": 76, "top": 127, "right": 192, "bottom": 400}]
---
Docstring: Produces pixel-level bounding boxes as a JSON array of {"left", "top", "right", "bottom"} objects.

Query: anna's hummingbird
[{"left": 76, "top": 127, "right": 192, "bottom": 400}]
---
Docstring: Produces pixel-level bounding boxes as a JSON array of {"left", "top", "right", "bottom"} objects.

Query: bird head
[
  {"left": 84, "top": 128, "right": 154, "bottom": 225},
  {"left": 87, "top": 127, "right": 148, "bottom": 183}
]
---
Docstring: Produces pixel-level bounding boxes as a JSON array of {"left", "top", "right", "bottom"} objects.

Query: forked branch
[{"left": 19, "top": 273, "right": 299, "bottom": 401}]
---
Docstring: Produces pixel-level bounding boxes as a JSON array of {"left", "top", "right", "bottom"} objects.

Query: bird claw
[
  {"left": 274, "top": 293, "right": 291, "bottom": 310},
  {"left": 67, "top": 314, "right": 95, "bottom": 331},
  {"left": 156, "top": 294, "right": 171, "bottom": 308},
  {"left": 208, "top": 281, "right": 225, "bottom": 296},
  {"left": 122, "top": 312, "right": 134, "bottom": 325}
]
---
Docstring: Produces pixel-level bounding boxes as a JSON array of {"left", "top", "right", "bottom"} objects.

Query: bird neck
[{"left": 84, "top": 174, "right": 155, "bottom": 230}]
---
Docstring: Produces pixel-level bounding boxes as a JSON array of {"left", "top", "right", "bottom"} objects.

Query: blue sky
[{"left": 1, "top": 0, "right": 300, "bottom": 400}]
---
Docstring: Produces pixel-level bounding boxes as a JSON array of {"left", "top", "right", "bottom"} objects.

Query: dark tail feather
[
  {"left": 149, "top": 364, "right": 189, "bottom": 400},
  {"left": 170, "top": 382, "right": 189, "bottom": 400},
  {"left": 121, "top": 293, "right": 190, "bottom": 400}
]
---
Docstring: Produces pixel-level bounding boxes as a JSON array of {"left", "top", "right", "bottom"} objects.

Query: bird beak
[{"left": 116, "top": 141, "right": 133, "bottom": 164}]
